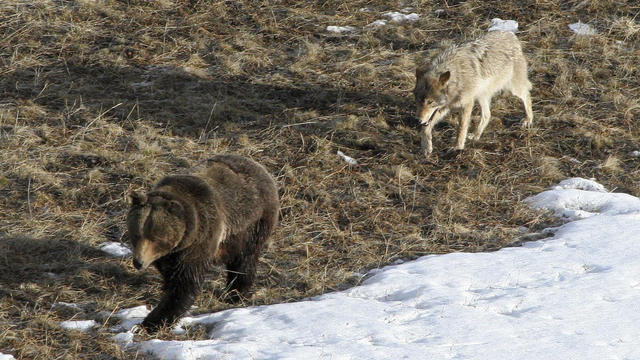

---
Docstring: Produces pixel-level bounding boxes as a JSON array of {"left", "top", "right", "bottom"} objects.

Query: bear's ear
[
  {"left": 166, "top": 200, "right": 183, "bottom": 216},
  {"left": 128, "top": 191, "right": 147, "bottom": 206}
]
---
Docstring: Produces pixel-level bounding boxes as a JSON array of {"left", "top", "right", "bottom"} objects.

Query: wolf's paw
[
  {"left": 521, "top": 119, "right": 533, "bottom": 129},
  {"left": 468, "top": 133, "right": 481, "bottom": 141},
  {"left": 421, "top": 147, "right": 433, "bottom": 157},
  {"left": 442, "top": 147, "right": 464, "bottom": 160}
]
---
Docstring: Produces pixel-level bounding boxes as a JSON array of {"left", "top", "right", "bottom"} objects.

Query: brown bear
[{"left": 126, "top": 154, "right": 279, "bottom": 333}]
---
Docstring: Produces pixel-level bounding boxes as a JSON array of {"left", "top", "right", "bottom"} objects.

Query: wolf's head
[
  {"left": 413, "top": 68, "right": 450, "bottom": 126},
  {"left": 126, "top": 191, "right": 188, "bottom": 270}
]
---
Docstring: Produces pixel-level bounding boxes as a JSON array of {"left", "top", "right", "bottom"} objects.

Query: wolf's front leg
[
  {"left": 420, "top": 123, "right": 434, "bottom": 156},
  {"left": 455, "top": 103, "right": 474, "bottom": 150},
  {"left": 469, "top": 97, "right": 492, "bottom": 141}
]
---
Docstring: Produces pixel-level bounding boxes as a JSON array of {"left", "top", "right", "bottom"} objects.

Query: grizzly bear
[{"left": 126, "top": 154, "right": 279, "bottom": 333}]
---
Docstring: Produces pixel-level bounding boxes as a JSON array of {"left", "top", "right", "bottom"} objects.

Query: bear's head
[{"left": 126, "top": 191, "right": 188, "bottom": 270}]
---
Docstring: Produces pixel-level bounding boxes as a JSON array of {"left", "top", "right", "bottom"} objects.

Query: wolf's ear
[
  {"left": 128, "top": 191, "right": 147, "bottom": 206},
  {"left": 439, "top": 71, "right": 450, "bottom": 85}
]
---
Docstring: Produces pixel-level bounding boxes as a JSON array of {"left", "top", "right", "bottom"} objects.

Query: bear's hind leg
[
  {"left": 224, "top": 254, "right": 258, "bottom": 302},
  {"left": 223, "top": 217, "right": 274, "bottom": 303},
  {"left": 224, "top": 231, "right": 259, "bottom": 303}
]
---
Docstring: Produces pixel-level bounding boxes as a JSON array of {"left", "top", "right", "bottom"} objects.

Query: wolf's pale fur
[{"left": 414, "top": 31, "right": 533, "bottom": 156}]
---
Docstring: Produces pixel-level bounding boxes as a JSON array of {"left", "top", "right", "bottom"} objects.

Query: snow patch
[
  {"left": 110, "top": 305, "right": 149, "bottom": 331},
  {"left": 60, "top": 320, "right": 98, "bottom": 332},
  {"left": 326, "top": 25, "right": 355, "bottom": 34},
  {"left": 99, "top": 242, "right": 132, "bottom": 258},
  {"left": 0, "top": 354, "right": 15, "bottom": 360},
  {"left": 525, "top": 177, "right": 640, "bottom": 220},
  {"left": 337, "top": 150, "right": 358, "bottom": 165},
  {"left": 569, "top": 22, "right": 596, "bottom": 35},
  {"left": 366, "top": 19, "right": 388, "bottom": 28},
  {"left": 52, "top": 302, "right": 83, "bottom": 312},
  {"left": 552, "top": 177, "right": 607, "bottom": 192},
  {"left": 488, "top": 18, "right": 518, "bottom": 33},
  {"left": 112, "top": 331, "right": 135, "bottom": 348},
  {"left": 383, "top": 11, "right": 419, "bottom": 23}
]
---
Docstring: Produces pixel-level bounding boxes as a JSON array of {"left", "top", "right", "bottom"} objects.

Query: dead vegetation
[{"left": 1, "top": 0, "right": 640, "bottom": 358}]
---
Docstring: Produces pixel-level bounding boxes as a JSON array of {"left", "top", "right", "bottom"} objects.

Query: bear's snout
[{"left": 133, "top": 258, "right": 142, "bottom": 270}]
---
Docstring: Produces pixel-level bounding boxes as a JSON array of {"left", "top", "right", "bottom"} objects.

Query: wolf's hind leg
[
  {"left": 519, "top": 90, "right": 534, "bottom": 128},
  {"left": 511, "top": 58, "right": 533, "bottom": 128}
]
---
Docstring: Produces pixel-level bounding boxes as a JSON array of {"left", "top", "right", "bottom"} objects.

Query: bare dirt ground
[{"left": 1, "top": 0, "right": 639, "bottom": 358}]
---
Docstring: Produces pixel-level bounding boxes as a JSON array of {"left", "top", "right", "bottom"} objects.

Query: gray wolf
[
  {"left": 127, "top": 154, "right": 279, "bottom": 332},
  {"left": 414, "top": 30, "right": 533, "bottom": 156}
]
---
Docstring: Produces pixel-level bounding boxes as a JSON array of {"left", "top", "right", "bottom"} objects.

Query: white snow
[
  {"left": 99, "top": 241, "right": 132, "bottom": 258},
  {"left": 52, "top": 301, "right": 83, "bottom": 312},
  {"left": 111, "top": 305, "right": 150, "bottom": 332},
  {"left": 111, "top": 177, "right": 640, "bottom": 360},
  {"left": 630, "top": 150, "right": 640, "bottom": 158},
  {"left": 113, "top": 331, "right": 136, "bottom": 348},
  {"left": 526, "top": 177, "right": 640, "bottom": 220},
  {"left": 366, "top": 19, "right": 388, "bottom": 28},
  {"left": 0, "top": 354, "right": 15, "bottom": 360},
  {"left": 383, "top": 11, "right": 419, "bottom": 23},
  {"left": 59, "top": 320, "right": 98, "bottom": 332},
  {"left": 550, "top": 177, "right": 606, "bottom": 192},
  {"left": 337, "top": 150, "right": 358, "bottom": 165},
  {"left": 569, "top": 22, "right": 597, "bottom": 35},
  {"left": 488, "top": 18, "right": 518, "bottom": 33},
  {"left": 326, "top": 25, "right": 355, "bottom": 34}
]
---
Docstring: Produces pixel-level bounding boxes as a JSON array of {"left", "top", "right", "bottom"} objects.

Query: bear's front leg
[{"left": 141, "top": 258, "right": 203, "bottom": 333}]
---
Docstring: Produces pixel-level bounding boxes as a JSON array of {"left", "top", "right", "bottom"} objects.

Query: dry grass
[{"left": 1, "top": 0, "right": 640, "bottom": 358}]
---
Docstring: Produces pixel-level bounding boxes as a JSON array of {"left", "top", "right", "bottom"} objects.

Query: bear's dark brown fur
[{"left": 126, "top": 154, "right": 279, "bottom": 332}]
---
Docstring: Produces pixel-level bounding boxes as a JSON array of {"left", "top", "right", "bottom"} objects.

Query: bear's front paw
[
  {"left": 130, "top": 324, "right": 146, "bottom": 335},
  {"left": 140, "top": 318, "right": 163, "bottom": 334}
]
